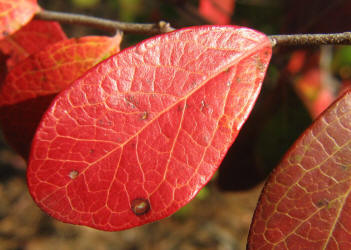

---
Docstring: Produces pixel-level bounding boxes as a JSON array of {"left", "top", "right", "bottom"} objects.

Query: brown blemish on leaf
[
  {"left": 140, "top": 111, "right": 149, "bottom": 120},
  {"left": 97, "top": 119, "right": 112, "bottom": 127},
  {"left": 200, "top": 100, "right": 205, "bottom": 111},
  {"left": 316, "top": 199, "right": 329, "bottom": 208},
  {"left": 200, "top": 100, "right": 207, "bottom": 112},
  {"left": 177, "top": 103, "right": 188, "bottom": 112},
  {"left": 256, "top": 58, "right": 265, "bottom": 71},
  {"left": 40, "top": 75, "right": 48, "bottom": 82},
  {"left": 69, "top": 170, "right": 79, "bottom": 179},
  {"left": 131, "top": 198, "right": 150, "bottom": 216},
  {"left": 340, "top": 165, "right": 349, "bottom": 171},
  {"left": 177, "top": 104, "right": 182, "bottom": 112},
  {"left": 125, "top": 95, "right": 137, "bottom": 108}
]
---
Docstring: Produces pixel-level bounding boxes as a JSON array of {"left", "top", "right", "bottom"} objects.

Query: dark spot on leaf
[
  {"left": 69, "top": 170, "right": 79, "bottom": 179},
  {"left": 41, "top": 75, "right": 48, "bottom": 82},
  {"left": 97, "top": 119, "right": 104, "bottom": 126},
  {"left": 200, "top": 100, "right": 207, "bottom": 112},
  {"left": 2, "top": 31, "right": 9, "bottom": 37},
  {"left": 140, "top": 111, "right": 149, "bottom": 120},
  {"left": 256, "top": 59, "right": 265, "bottom": 71},
  {"left": 316, "top": 199, "right": 329, "bottom": 208},
  {"left": 177, "top": 105, "right": 182, "bottom": 112},
  {"left": 98, "top": 119, "right": 112, "bottom": 126},
  {"left": 340, "top": 165, "right": 349, "bottom": 170},
  {"left": 125, "top": 95, "right": 137, "bottom": 108},
  {"left": 131, "top": 198, "right": 150, "bottom": 216},
  {"left": 89, "top": 149, "right": 95, "bottom": 154},
  {"left": 177, "top": 104, "right": 188, "bottom": 112}
]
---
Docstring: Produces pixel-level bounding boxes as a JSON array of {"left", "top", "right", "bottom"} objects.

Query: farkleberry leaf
[
  {"left": 248, "top": 90, "right": 351, "bottom": 249},
  {"left": 27, "top": 25, "right": 272, "bottom": 231},
  {"left": 199, "top": 0, "right": 235, "bottom": 24},
  {"left": 0, "top": 34, "right": 121, "bottom": 159},
  {"left": 0, "top": 20, "right": 67, "bottom": 68},
  {"left": 295, "top": 69, "right": 335, "bottom": 118},
  {"left": 0, "top": 0, "right": 40, "bottom": 39}
]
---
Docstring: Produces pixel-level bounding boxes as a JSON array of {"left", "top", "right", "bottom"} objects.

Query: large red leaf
[
  {"left": 0, "top": 20, "right": 67, "bottom": 69},
  {"left": 0, "top": 0, "right": 40, "bottom": 39},
  {"left": 27, "top": 25, "right": 272, "bottom": 231},
  {"left": 0, "top": 34, "right": 121, "bottom": 159},
  {"left": 248, "top": 90, "right": 351, "bottom": 249}
]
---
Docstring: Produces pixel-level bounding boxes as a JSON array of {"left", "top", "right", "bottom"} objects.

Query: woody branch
[{"left": 35, "top": 10, "right": 351, "bottom": 48}]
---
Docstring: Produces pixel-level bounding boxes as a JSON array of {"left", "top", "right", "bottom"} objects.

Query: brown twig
[
  {"left": 34, "top": 10, "right": 175, "bottom": 35},
  {"left": 269, "top": 32, "right": 351, "bottom": 47},
  {"left": 35, "top": 10, "right": 351, "bottom": 48}
]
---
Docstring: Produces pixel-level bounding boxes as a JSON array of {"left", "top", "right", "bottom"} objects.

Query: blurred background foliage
[{"left": 1, "top": 0, "right": 351, "bottom": 249}]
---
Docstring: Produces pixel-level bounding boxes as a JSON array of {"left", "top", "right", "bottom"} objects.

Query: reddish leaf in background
[
  {"left": 0, "top": 20, "right": 67, "bottom": 69},
  {"left": 287, "top": 50, "right": 336, "bottom": 118},
  {"left": 295, "top": 69, "right": 335, "bottom": 118},
  {"left": 0, "top": 0, "right": 40, "bottom": 39},
  {"left": 248, "top": 90, "right": 351, "bottom": 249},
  {"left": 199, "top": 0, "right": 235, "bottom": 24},
  {"left": 0, "top": 34, "right": 121, "bottom": 159},
  {"left": 27, "top": 25, "right": 271, "bottom": 231}
]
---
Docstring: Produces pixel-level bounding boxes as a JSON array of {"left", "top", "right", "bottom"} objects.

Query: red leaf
[
  {"left": 199, "top": 0, "right": 235, "bottom": 24},
  {"left": 0, "top": 20, "right": 67, "bottom": 69},
  {"left": 0, "top": 0, "right": 40, "bottom": 39},
  {"left": 295, "top": 69, "right": 335, "bottom": 118},
  {"left": 0, "top": 34, "right": 121, "bottom": 159},
  {"left": 248, "top": 90, "right": 351, "bottom": 249},
  {"left": 27, "top": 25, "right": 271, "bottom": 231}
]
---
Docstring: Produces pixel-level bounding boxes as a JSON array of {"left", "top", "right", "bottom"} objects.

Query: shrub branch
[
  {"left": 35, "top": 10, "right": 175, "bottom": 35},
  {"left": 35, "top": 9, "right": 351, "bottom": 47},
  {"left": 270, "top": 33, "right": 351, "bottom": 47}
]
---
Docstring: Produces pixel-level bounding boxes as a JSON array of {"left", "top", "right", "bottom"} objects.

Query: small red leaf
[
  {"left": 0, "top": 0, "right": 41, "bottom": 39},
  {"left": 199, "top": 0, "right": 235, "bottom": 24},
  {"left": 0, "top": 20, "right": 67, "bottom": 68},
  {"left": 295, "top": 69, "right": 335, "bottom": 118},
  {"left": 0, "top": 34, "right": 121, "bottom": 159},
  {"left": 248, "top": 90, "right": 351, "bottom": 249},
  {"left": 27, "top": 25, "right": 272, "bottom": 231}
]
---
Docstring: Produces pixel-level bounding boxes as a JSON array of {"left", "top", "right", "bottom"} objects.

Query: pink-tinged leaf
[
  {"left": 199, "top": 0, "right": 235, "bottom": 24},
  {"left": 27, "top": 25, "right": 271, "bottom": 231},
  {"left": 0, "top": 20, "right": 67, "bottom": 69},
  {"left": 295, "top": 69, "right": 335, "bottom": 118},
  {"left": 248, "top": 90, "right": 351, "bottom": 249},
  {"left": 0, "top": 33, "right": 122, "bottom": 159},
  {"left": 0, "top": 0, "right": 41, "bottom": 39}
]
